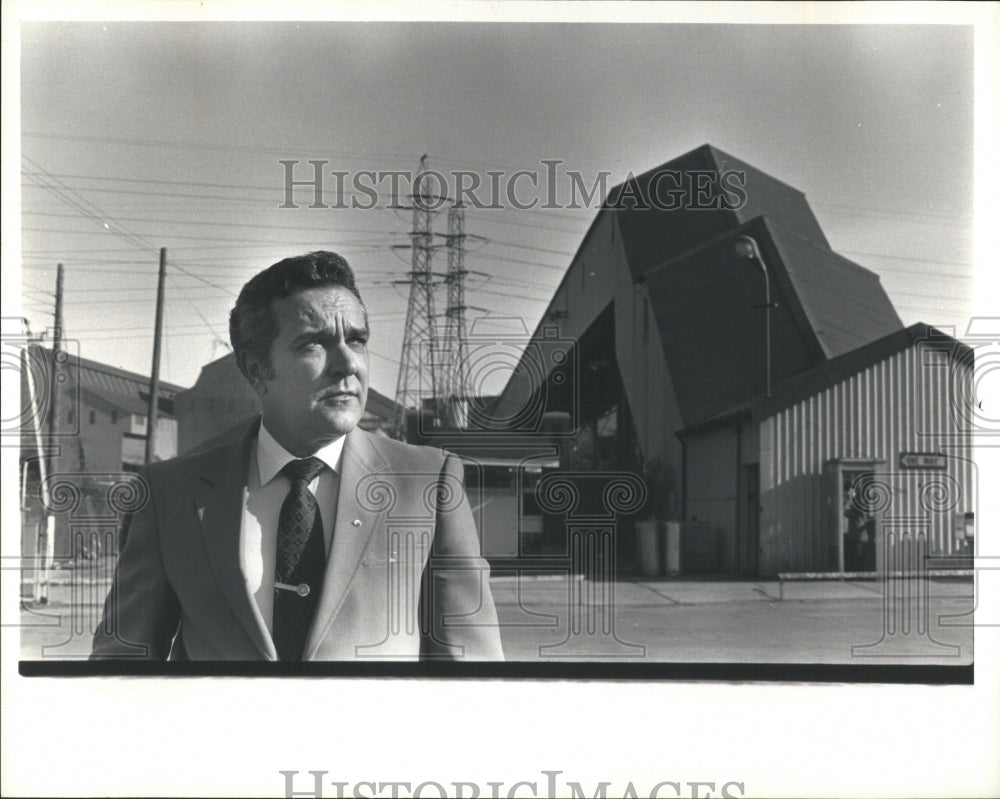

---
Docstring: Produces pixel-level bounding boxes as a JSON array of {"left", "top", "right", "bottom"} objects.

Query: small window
[{"left": 89, "top": 410, "right": 96, "bottom": 425}]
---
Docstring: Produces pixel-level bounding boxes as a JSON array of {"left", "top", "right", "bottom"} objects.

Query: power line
[
  {"left": 21, "top": 226, "right": 389, "bottom": 247},
  {"left": 839, "top": 250, "right": 971, "bottom": 270},
  {"left": 465, "top": 286, "right": 552, "bottom": 303},
  {"left": 166, "top": 272, "right": 229, "bottom": 347},
  {"left": 24, "top": 207, "right": 579, "bottom": 262},
  {"left": 468, "top": 250, "right": 568, "bottom": 272},
  {"left": 22, "top": 208, "right": 408, "bottom": 237},
  {"left": 170, "top": 262, "right": 239, "bottom": 297},
  {"left": 20, "top": 182, "right": 389, "bottom": 207},
  {"left": 814, "top": 201, "right": 971, "bottom": 225},
  {"left": 21, "top": 243, "right": 364, "bottom": 255},
  {"left": 464, "top": 209, "right": 592, "bottom": 235},
  {"left": 23, "top": 130, "right": 416, "bottom": 163},
  {"left": 22, "top": 155, "right": 157, "bottom": 254}
]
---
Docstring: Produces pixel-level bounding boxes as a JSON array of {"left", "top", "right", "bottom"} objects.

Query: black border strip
[{"left": 19, "top": 660, "right": 973, "bottom": 683}]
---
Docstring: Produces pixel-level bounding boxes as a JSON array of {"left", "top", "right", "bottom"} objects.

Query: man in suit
[{"left": 92, "top": 251, "right": 503, "bottom": 660}]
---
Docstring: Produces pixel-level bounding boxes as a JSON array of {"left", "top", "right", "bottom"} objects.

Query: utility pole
[
  {"left": 35, "top": 264, "right": 63, "bottom": 603},
  {"left": 22, "top": 320, "right": 50, "bottom": 607},
  {"left": 393, "top": 157, "right": 445, "bottom": 439},
  {"left": 46, "top": 263, "right": 64, "bottom": 448},
  {"left": 144, "top": 247, "right": 166, "bottom": 464}
]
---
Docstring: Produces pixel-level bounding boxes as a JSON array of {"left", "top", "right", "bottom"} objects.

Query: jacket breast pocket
[{"left": 361, "top": 528, "right": 433, "bottom": 569}]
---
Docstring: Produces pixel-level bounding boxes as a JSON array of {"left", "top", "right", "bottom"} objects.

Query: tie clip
[{"left": 275, "top": 581, "right": 311, "bottom": 597}]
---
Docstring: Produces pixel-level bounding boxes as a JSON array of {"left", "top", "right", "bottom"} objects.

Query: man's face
[{"left": 254, "top": 285, "right": 370, "bottom": 456}]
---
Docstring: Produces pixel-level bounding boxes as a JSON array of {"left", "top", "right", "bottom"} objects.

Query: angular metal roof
[
  {"left": 492, "top": 144, "right": 907, "bottom": 430},
  {"left": 677, "top": 323, "right": 971, "bottom": 437},
  {"left": 767, "top": 221, "right": 903, "bottom": 358},
  {"left": 609, "top": 143, "right": 831, "bottom": 283},
  {"left": 611, "top": 145, "right": 903, "bottom": 425}
]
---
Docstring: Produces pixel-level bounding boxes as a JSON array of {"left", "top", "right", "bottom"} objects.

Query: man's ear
[{"left": 241, "top": 352, "right": 269, "bottom": 395}]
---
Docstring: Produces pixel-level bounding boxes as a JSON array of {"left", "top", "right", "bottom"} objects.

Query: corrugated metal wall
[{"left": 759, "top": 342, "right": 975, "bottom": 574}]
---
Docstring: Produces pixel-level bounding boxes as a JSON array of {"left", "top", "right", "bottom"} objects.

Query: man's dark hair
[{"left": 229, "top": 250, "right": 365, "bottom": 380}]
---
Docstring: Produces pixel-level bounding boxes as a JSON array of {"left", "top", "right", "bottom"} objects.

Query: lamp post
[{"left": 734, "top": 235, "right": 775, "bottom": 399}]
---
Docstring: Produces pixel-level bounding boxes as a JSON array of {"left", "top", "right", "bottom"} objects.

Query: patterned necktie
[{"left": 273, "top": 456, "right": 328, "bottom": 661}]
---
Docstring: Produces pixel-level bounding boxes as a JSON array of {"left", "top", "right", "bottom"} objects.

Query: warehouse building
[
  {"left": 486, "top": 144, "right": 975, "bottom": 576},
  {"left": 19, "top": 346, "right": 183, "bottom": 561},
  {"left": 678, "top": 323, "right": 974, "bottom": 575}
]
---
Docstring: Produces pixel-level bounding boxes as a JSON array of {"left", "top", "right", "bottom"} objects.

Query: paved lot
[
  {"left": 15, "top": 574, "right": 974, "bottom": 664},
  {"left": 491, "top": 575, "right": 974, "bottom": 664}
]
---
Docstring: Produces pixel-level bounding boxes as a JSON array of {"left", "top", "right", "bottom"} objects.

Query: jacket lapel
[
  {"left": 303, "top": 428, "right": 388, "bottom": 659},
  {"left": 195, "top": 418, "right": 276, "bottom": 660}
]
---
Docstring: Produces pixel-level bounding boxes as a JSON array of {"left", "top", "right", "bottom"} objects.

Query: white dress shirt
[{"left": 240, "top": 422, "right": 345, "bottom": 636}]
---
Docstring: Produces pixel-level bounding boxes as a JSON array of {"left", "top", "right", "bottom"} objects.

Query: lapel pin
[{"left": 352, "top": 519, "right": 362, "bottom": 527}]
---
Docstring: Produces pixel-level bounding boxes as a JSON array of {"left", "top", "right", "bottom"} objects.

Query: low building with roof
[
  {"left": 677, "top": 323, "right": 975, "bottom": 575},
  {"left": 19, "top": 345, "right": 185, "bottom": 562}
]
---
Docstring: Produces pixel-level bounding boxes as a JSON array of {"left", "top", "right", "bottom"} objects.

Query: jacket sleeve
[
  {"left": 419, "top": 452, "right": 505, "bottom": 661},
  {"left": 90, "top": 469, "right": 180, "bottom": 659}
]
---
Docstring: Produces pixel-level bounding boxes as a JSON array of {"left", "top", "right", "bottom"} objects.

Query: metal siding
[
  {"left": 757, "top": 341, "right": 974, "bottom": 573},
  {"left": 758, "top": 417, "right": 775, "bottom": 575}
]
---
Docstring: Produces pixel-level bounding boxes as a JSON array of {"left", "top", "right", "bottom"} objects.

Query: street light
[{"left": 734, "top": 234, "right": 775, "bottom": 399}]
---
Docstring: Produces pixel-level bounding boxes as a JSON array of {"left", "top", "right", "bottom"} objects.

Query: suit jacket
[{"left": 91, "top": 421, "right": 504, "bottom": 661}]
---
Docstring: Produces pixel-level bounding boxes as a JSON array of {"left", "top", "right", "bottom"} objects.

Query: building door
[
  {"left": 841, "top": 468, "right": 878, "bottom": 573},
  {"left": 739, "top": 463, "right": 760, "bottom": 576},
  {"left": 823, "top": 459, "right": 884, "bottom": 572}
]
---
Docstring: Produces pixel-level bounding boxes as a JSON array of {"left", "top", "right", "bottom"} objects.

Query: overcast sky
[{"left": 16, "top": 21, "right": 976, "bottom": 400}]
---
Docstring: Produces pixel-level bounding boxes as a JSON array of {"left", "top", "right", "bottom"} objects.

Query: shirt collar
[{"left": 256, "top": 421, "right": 346, "bottom": 487}]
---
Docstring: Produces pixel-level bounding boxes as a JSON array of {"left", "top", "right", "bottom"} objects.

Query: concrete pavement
[{"left": 16, "top": 573, "right": 975, "bottom": 664}]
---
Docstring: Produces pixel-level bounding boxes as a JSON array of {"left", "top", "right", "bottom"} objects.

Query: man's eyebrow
[
  {"left": 288, "top": 327, "right": 329, "bottom": 345},
  {"left": 342, "top": 319, "right": 369, "bottom": 336},
  {"left": 288, "top": 317, "right": 368, "bottom": 343},
  {"left": 297, "top": 306, "right": 327, "bottom": 327}
]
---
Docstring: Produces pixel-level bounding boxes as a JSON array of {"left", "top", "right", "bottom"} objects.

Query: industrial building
[
  {"left": 485, "top": 144, "right": 975, "bottom": 576},
  {"left": 19, "top": 346, "right": 183, "bottom": 560},
  {"left": 678, "top": 323, "right": 974, "bottom": 575}
]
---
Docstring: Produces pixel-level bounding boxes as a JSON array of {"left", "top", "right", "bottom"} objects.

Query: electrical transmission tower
[
  {"left": 442, "top": 203, "right": 470, "bottom": 427},
  {"left": 393, "top": 156, "right": 445, "bottom": 438}
]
